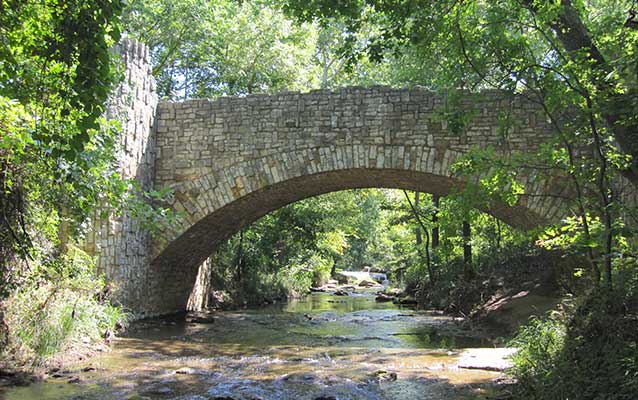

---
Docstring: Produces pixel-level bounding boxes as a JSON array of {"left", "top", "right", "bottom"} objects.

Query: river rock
[
  {"left": 457, "top": 348, "right": 517, "bottom": 371},
  {"left": 381, "top": 288, "right": 403, "bottom": 296},
  {"left": 375, "top": 294, "right": 394, "bottom": 302},
  {"left": 333, "top": 289, "right": 349, "bottom": 296},
  {"left": 358, "top": 279, "right": 380, "bottom": 287},
  {"left": 281, "top": 372, "right": 316, "bottom": 382},
  {"left": 394, "top": 296, "right": 417, "bottom": 305},
  {"left": 335, "top": 272, "right": 357, "bottom": 284},
  {"left": 174, "top": 367, "right": 197, "bottom": 375},
  {"left": 372, "top": 370, "right": 397, "bottom": 382}
]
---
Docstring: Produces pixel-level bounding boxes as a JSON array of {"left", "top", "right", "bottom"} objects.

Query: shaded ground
[{"left": 420, "top": 249, "right": 574, "bottom": 334}]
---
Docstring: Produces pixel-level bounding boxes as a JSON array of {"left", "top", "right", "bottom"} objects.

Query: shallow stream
[{"left": 0, "top": 291, "right": 510, "bottom": 399}]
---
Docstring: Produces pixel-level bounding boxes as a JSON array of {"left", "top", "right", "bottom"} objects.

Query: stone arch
[
  {"left": 155, "top": 147, "right": 562, "bottom": 265},
  {"left": 95, "top": 53, "right": 576, "bottom": 316},
  {"left": 146, "top": 145, "right": 567, "bottom": 315}
]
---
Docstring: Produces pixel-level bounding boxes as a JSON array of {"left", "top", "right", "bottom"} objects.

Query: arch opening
[
  {"left": 148, "top": 168, "right": 546, "bottom": 314},
  {"left": 153, "top": 168, "right": 540, "bottom": 270}
]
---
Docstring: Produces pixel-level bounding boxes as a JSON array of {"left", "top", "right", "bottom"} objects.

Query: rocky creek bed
[{"left": 0, "top": 291, "right": 516, "bottom": 400}]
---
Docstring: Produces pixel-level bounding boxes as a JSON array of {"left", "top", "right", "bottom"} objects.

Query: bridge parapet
[{"left": 155, "top": 87, "right": 552, "bottom": 189}]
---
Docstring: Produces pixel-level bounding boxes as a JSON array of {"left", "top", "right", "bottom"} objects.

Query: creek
[{"left": 0, "top": 291, "right": 512, "bottom": 400}]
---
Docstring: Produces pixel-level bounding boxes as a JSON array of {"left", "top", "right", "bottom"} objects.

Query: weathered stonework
[
  {"left": 149, "top": 88, "right": 571, "bottom": 314},
  {"left": 92, "top": 40, "right": 575, "bottom": 316},
  {"left": 84, "top": 39, "right": 158, "bottom": 312}
]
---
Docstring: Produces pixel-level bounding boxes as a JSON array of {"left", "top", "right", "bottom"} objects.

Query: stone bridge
[{"left": 86, "top": 40, "right": 570, "bottom": 316}]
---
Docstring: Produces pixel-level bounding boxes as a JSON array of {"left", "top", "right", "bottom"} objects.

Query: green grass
[{"left": 2, "top": 247, "right": 129, "bottom": 367}]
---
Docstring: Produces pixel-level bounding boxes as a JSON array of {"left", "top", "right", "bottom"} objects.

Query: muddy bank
[
  {"left": 0, "top": 339, "right": 111, "bottom": 389},
  {"left": 416, "top": 250, "right": 575, "bottom": 335}
]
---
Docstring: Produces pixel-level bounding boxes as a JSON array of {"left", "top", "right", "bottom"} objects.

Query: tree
[
  {"left": 123, "top": 0, "right": 320, "bottom": 98},
  {"left": 0, "top": 0, "right": 124, "bottom": 289},
  {"left": 283, "top": 0, "right": 638, "bottom": 289},
  {"left": 0, "top": 0, "right": 128, "bottom": 365}
]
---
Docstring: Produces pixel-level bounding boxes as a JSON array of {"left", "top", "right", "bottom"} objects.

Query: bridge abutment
[{"left": 84, "top": 39, "right": 161, "bottom": 316}]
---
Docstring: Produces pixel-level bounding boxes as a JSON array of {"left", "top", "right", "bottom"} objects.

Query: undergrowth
[
  {"left": 508, "top": 285, "right": 638, "bottom": 400},
  {"left": 1, "top": 246, "right": 128, "bottom": 368}
]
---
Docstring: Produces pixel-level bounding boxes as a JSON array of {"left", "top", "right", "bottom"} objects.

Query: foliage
[
  {"left": 123, "top": 0, "right": 320, "bottom": 98},
  {"left": 508, "top": 315, "right": 567, "bottom": 389},
  {"left": 0, "top": 0, "right": 146, "bottom": 369},
  {"left": 125, "top": 185, "right": 181, "bottom": 235},
  {"left": 0, "top": 0, "right": 125, "bottom": 289},
  {"left": 509, "top": 288, "right": 638, "bottom": 400},
  {"left": 1, "top": 0, "right": 123, "bottom": 138},
  {"left": 122, "top": 0, "right": 450, "bottom": 96},
  {"left": 1, "top": 247, "right": 129, "bottom": 366}
]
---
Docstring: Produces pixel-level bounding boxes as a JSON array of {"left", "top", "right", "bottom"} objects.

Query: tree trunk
[
  {"left": 330, "top": 255, "right": 337, "bottom": 279},
  {"left": 524, "top": 0, "right": 638, "bottom": 186},
  {"left": 235, "top": 230, "right": 244, "bottom": 283},
  {"left": 432, "top": 195, "right": 440, "bottom": 249},
  {"left": 415, "top": 192, "right": 422, "bottom": 246},
  {"left": 462, "top": 220, "right": 472, "bottom": 275},
  {"left": 0, "top": 306, "right": 7, "bottom": 350}
]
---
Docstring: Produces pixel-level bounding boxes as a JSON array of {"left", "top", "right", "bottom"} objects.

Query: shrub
[
  {"left": 278, "top": 255, "right": 315, "bottom": 297},
  {"left": 508, "top": 315, "right": 566, "bottom": 396}
]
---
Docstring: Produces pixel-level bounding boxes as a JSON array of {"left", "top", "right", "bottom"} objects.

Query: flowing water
[{"left": 0, "top": 291, "right": 510, "bottom": 400}]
